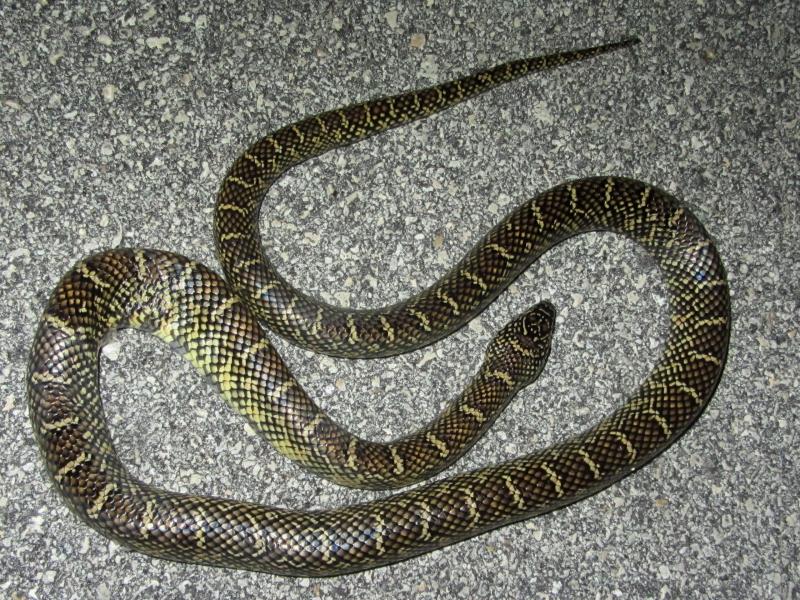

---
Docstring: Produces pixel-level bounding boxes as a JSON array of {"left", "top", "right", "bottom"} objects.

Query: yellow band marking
[
  {"left": 379, "top": 315, "right": 395, "bottom": 342},
  {"left": 531, "top": 202, "right": 545, "bottom": 230},
  {"left": 30, "top": 371, "right": 63, "bottom": 385},
  {"left": 42, "top": 416, "right": 79, "bottom": 431},
  {"left": 220, "top": 232, "right": 246, "bottom": 242},
  {"left": 409, "top": 308, "right": 433, "bottom": 332},
  {"left": 390, "top": 447, "right": 405, "bottom": 475},
  {"left": 671, "top": 314, "right": 692, "bottom": 329},
  {"left": 416, "top": 501, "right": 433, "bottom": 541},
  {"left": 192, "top": 505, "right": 208, "bottom": 548},
  {"left": 226, "top": 176, "right": 255, "bottom": 189},
  {"left": 654, "top": 362, "right": 684, "bottom": 377},
  {"left": 644, "top": 408, "right": 672, "bottom": 437},
  {"left": 412, "top": 92, "right": 421, "bottom": 113},
  {"left": 673, "top": 380, "right": 702, "bottom": 405},
  {"left": 55, "top": 451, "right": 90, "bottom": 482},
  {"left": 694, "top": 316, "right": 728, "bottom": 329},
  {"left": 686, "top": 239, "right": 712, "bottom": 253},
  {"left": 80, "top": 265, "right": 111, "bottom": 289},
  {"left": 243, "top": 152, "right": 264, "bottom": 168},
  {"left": 435, "top": 290, "right": 461, "bottom": 315},
  {"left": 87, "top": 482, "right": 117, "bottom": 519},
  {"left": 486, "top": 242, "right": 514, "bottom": 262},
  {"left": 373, "top": 513, "right": 386, "bottom": 555},
  {"left": 291, "top": 125, "right": 305, "bottom": 143},
  {"left": 310, "top": 307, "right": 324, "bottom": 336},
  {"left": 610, "top": 431, "right": 637, "bottom": 462},
  {"left": 233, "top": 258, "right": 261, "bottom": 273},
  {"left": 426, "top": 432, "right": 449, "bottom": 458},
  {"left": 645, "top": 224, "right": 658, "bottom": 245},
  {"left": 362, "top": 103, "right": 373, "bottom": 128},
  {"left": 568, "top": 184, "right": 585, "bottom": 214},
  {"left": 338, "top": 111, "right": 350, "bottom": 132},
  {"left": 540, "top": 462, "right": 564, "bottom": 497},
  {"left": 318, "top": 528, "right": 335, "bottom": 564},
  {"left": 216, "top": 354, "right": 238, "bottom": 396},
  {"left": 578, "top": 449, "right": 602, "bottom": 479},
  {"left": 210, "top": 297, "right": 238, "bottom": 320},
  {"left": 459, "top": 269, "right": 488, "bottom": 291},
  {"left": 44, "top": 314, "right": 75, "bottom": 336},
  {"left": 140, "top": 499, "right": 157, "bottom": 537},
  {"left": 247, "top": 513, "right": 267, "bottom": 557},
  {"left": 487, "top": 369, "right": 514, "bottom": 388},
  {"left": 217, "top": 203, "right": 249, "bottom": 215},
  {"left": 282, "top": 297, "right": 298, "bottom": 325},
  {"left": 386, "top": 97, "right": 397, "bottom": 119},
  {"left": 346, "top": 438, "right": 358, "bottom": 470},
  {"left": 460, "top": 404, "right": 486, "bottom": 424},
  {"left": 690, "top": 351, "right": 722, "bottom": 366},
  {"left": 503, "top": 475, "right": 526, "bottom": 510},
  {"left": 347, "top": 315, "right": 361, "bottom": 343},
  {"left": 461, "top": 487, "right": 479, "bottom": 525},
  {"left": 243, "top": 339, "right": 270, "bottom": 358},
  {"left": 669, "top": 207, "right": 685, "bottom": 227},
  {"left": 253, "top": 281, "right": 279, "bottom": 300},
  {"left": 604, "top": 178, "right": 615, "bottom": 209},
  {"left": 509, "top": 338, "right": 535, "bottom": 358},
  {"left": 301, "top": 413, "right": 324, "bottom": 440},
  {"left": 696, "top": 279, "right": 727, "bottom": 290},
  {"left": 135, "top": 250, "right": 149, "bottom": 279},
  {"left": 639, "top": 186, "right": 652, "bottom": 208}
]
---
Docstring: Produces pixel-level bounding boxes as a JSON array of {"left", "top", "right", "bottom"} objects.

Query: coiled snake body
[{"left": 28, "top": 38, "right": 730, "bottom": 576}]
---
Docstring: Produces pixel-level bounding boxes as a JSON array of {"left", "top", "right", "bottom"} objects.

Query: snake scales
[{"left": 28, "top": 38, "right": 730, "bottom": 576}]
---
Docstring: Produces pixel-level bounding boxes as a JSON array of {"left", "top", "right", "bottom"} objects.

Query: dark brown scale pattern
[{"left": 28, "top": 39, "right": 730, "bottom": 576}]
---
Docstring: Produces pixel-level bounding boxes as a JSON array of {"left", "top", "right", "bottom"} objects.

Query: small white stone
[
  {"left": 333, "top": 291, "right": 351, "bottom": 306},
  {"left": 97, "top": 582, "right": 111, "bottom": 600},
  {"left": 410, "top": 33, "right": 426, "bottom": 49},
  {"left": 102, "top": 340, "right": 121, "bottom": 361},
  {"left": 145, "top": 36, "right": 170, "bottom": 49},
  {"left": 102, "top": 84, "right": 118, "bottom": 103}
]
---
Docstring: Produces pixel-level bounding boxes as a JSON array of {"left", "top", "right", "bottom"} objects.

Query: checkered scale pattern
[{"left": 28, "top": 39, "right": 730, "bottom": 576}]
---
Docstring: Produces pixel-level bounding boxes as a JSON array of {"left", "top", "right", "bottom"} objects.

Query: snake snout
[
  {"left": 520, "top": 301, "right": 556, "bottom": 340},
  {"left": 483, "top": 301, "right": 556, "bottom": 388}
]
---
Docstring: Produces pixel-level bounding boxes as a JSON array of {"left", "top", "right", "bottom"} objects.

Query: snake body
[{"left": 28, "top": 39, "right": 730, "bottom": 576}]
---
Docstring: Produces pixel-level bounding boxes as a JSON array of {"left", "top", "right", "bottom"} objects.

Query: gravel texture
[{"left": 1, "top": 1, "right": 797, "bottom": 598}]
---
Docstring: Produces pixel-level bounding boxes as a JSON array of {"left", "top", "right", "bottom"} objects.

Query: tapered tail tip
[{"left": 607, "top": 36, "right": 641, "bottom": 51}]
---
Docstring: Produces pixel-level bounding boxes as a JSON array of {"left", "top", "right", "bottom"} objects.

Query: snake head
[{"left": 482, "top": 301, "right": 556, "bottom": 389}]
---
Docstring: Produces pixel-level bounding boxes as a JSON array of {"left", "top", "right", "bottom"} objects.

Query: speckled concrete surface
[{"left": 1, "top": 1, "right": 797, "bottom": 598}]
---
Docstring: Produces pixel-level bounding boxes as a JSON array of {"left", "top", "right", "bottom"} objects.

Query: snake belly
[{"left": 28, "top": 38, "right": 730, "bottom": 577}]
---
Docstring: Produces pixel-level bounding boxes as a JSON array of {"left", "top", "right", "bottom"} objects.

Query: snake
[{"left": 28, "top": 37, "right": 731, "bottom": 576}]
